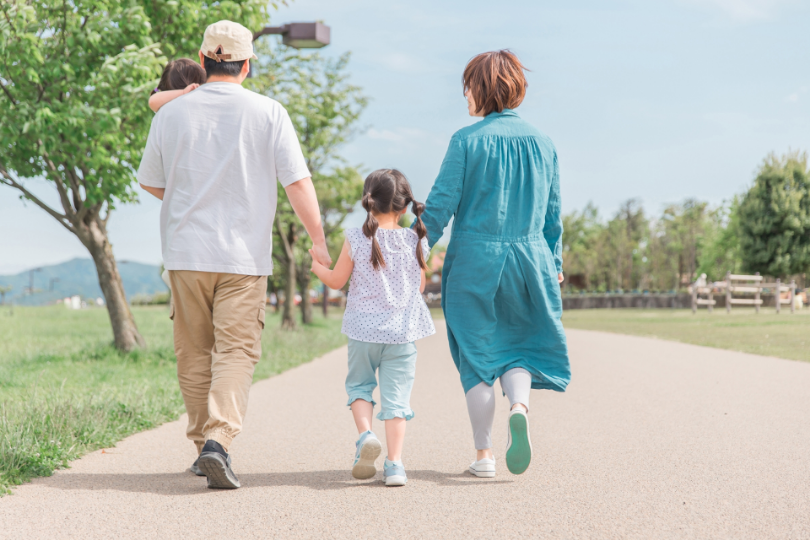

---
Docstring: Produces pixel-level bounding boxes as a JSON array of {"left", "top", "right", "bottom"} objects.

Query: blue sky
[{"left": 1, "top": 0, "right": 809, "bottom": 273}]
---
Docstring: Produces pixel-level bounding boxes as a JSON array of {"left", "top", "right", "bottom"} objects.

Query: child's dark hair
[
  {"left": 362, "top": 169, "right": 428, "bottom": 271},
  {"left": 152, "top": 58, "right": 206, "bottom": 94}
]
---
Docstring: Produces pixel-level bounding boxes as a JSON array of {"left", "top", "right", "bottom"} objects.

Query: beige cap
[{"left": 200, "top": 20, "right": 257, "bottom": 62}]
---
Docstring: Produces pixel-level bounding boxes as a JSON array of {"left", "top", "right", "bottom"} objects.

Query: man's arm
[
  {"left": 140, "top": 184, "right": 165, "bottom": 200},
  {"left": 284, "top": 177, "right": 332, "bottom": 267}
]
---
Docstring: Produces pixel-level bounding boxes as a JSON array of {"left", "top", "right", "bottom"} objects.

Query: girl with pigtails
[{"left": 309, "top": 169, "right": 435, "bottom": 487}]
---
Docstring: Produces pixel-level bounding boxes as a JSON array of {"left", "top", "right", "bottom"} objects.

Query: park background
[{"left": 1, "top": 0, "right": 809, "bottom": 494}]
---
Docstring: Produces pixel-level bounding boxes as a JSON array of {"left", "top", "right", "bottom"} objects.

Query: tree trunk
[
  {"left": 275, "top": 216, "right": 298, "bottom": 330},
  {"left": 77, "top": 217, "right": 145, "bottom": 352},
  {"left": 268, "top": 279, "right": 280, "bottom": 313},
  {"left": 322, "top": 283, "right": 328, "bottom": 317},
  {"left": 298, "top": 273, "right": 313, "bottom": 324},
  {"left": 282, "top": 254, "right": 297, "bottom": 330}
]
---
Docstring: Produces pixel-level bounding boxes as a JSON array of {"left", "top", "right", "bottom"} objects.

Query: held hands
[
  {"left": 309, "top": 242, "right": 332, "bottom": 269},
  {"left": 183, "top": 83, "right": 200, "bottom": 94},
  {"left": 308, "top": 248, "right": 324, "bottom": 274}
]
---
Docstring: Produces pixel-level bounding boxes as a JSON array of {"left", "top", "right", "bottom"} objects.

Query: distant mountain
[{"left": 0, "top": 258, "right": 167, "bottom": 306}]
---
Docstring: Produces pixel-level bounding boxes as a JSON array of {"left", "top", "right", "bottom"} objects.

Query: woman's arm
[
  {"left": 543, "top": 152, "right": 564, "bottom": 281},
  {"left": 420, "top": 268, "right": 426, "bottom": 293},
  {"left": 309, "top": 240, "right": 354, "bottom": 290},
  {"left": 148, "top": 83, "right": 199, "bottom": 113},
  {"left": 420, "top": 135, "right": 467, "bottom": 249}
]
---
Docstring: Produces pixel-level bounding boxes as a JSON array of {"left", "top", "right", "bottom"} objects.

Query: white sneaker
[{"left": 468, "top": 458, "right": 496, "bottom": 478}]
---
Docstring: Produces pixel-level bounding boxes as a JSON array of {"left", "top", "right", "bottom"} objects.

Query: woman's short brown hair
[{"left": 463, "top": 50, "right": 528, "bottom": 116}]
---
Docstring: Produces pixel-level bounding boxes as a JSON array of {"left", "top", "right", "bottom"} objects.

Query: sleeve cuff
[
  {"left": 278, "top": 167, "right": 312, "bottom": 188},
  {"left": 137, "top": 176, "right": 166, "bottom": 189}
]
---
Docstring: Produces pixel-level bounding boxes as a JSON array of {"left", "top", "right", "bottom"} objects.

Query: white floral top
[{"left": 342, "top": 227, "right": 436, "bottom": 344}]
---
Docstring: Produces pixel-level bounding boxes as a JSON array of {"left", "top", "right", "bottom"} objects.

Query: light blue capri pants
[{"left": 346, "top": 339, "right": 417, "bottom": 421}]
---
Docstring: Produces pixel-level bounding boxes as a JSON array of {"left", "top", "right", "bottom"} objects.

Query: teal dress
[{"left": 422, "top": 109, "right": 571, "bottom": 394}]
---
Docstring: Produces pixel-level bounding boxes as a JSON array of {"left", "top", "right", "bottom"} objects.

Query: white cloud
[
  {"left": 785, "top": 86, "right": 808, "bottom": 103},
  {"left": 379, "top": 52, "right": 425, "bottom": 73},
  {"left": 367, "top": 128, "right": 404, "bottom": 142},
  {"left": 683, "top": 0, "right": 796, "bottom": 21}
]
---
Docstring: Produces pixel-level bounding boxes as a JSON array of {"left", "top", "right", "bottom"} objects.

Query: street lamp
[
  {"left": 27, "top": 267, "right": 42, "bottom": 295},
  {"left": 253, "top": 22, "right": 331, "bottom": 48}
]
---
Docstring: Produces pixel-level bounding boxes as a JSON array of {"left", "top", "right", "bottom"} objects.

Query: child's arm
[
  {"left": 420, "top": 269, "right": 426, "bottom": 293},
  {"left": 309, "top": 240, "right": 354, "bottom": 290},
  {"left": 148, "top": 83, "right": 200, "bottom": 112}
]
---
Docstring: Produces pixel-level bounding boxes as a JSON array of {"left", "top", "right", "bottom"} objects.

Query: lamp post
[
  {"left": 253, "top": 21, "right": 330, "bottom": 313},
  {"left": 27, "top": 267, "right": 42, "bottom": 295},
  {"left": 253, "top": 22, "right": 330, "bottom": 48}
]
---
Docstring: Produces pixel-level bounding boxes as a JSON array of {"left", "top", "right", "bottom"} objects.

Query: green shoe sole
[{"left": 505, "top": 412, "right": 532, "bottom": 475}]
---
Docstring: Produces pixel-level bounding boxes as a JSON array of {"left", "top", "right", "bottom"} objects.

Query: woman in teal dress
[{"left": 421, "top": 50, "right": 570, "bottom": 477}]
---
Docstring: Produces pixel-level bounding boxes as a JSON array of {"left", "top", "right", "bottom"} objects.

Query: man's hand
[
  {"left": 285, "top": 177, "right": 332, "bottom": 266},
  {"left": 310, "top": 242, "right": 332, "bottom": 268},
  {"left": 558, "top": 273, "right": 564, "bottom": 285},
  {"left": 308, "top": 248, "right": 326, "bottom": 273}
]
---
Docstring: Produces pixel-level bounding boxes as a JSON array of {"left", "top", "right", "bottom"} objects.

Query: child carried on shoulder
[{"left": 310, "top": 169, "right": 435, "bottom": 487}]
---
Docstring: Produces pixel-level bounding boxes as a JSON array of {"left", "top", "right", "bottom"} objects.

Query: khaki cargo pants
[{"left": 169, "top": 271, "right": 267, "bottom": 454}]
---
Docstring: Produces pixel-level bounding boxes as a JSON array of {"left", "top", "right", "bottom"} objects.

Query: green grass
[
  {"left": 0, "top": 305, "right": 345, "bottom": 494},
  {"left": 562, "top": 308, "right": 810, "bottom": 362}
]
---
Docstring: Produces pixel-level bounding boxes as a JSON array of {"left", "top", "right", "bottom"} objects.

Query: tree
[
  {"left": 603, "top": 200, "right": 648, "bottom": 291},
  {"left": 562, "top": 203, "right": 602, "bottom": 290},
  {"left": 652, "top": 199, "right": 710, "bottom": 289},
  {"left": 561, "top": 197, "right": 751, "bottom": 291},
  {"left": 0, "top": 285, "right": 11, "bottom": 305},
  {"left": 0, "top": 0, "right": 270, "bottom": 350},
  {"left": 738, "top": 151, "right": 810, "bottom": 277},
  {"left": 249, "top": 42, "right": 367, "bottom": 328},
  {"left": 697, "top": 198, "right": 742, "bottom": 281}
]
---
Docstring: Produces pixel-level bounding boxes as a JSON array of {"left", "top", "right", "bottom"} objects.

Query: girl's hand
[
  {"left": 308, "top": 249, "right": 324, "bottom": 273},
  {"left": 310, "top": 240, "right": 354, "bottom": 290},
  {"left": 183, "top": 83, "right": 200, "bottom": 94},
  {"left": 558, "top": 273, "right": 564, "bottom": 284}
]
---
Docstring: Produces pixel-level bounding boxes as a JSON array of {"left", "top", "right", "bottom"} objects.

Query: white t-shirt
[
  {"left": 137, "top": 82, "right": 310, "bottom": 275},
  {"left": 342, "top": 227, "right": 436, "bottom": 344}
]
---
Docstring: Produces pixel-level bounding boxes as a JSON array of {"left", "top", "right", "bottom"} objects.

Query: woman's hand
[
  {"left": 183, "top": 83, "right": 200, "bottom": 94},
  {"left": 558, "top": 273, "right": 564, "bottom": 284}
]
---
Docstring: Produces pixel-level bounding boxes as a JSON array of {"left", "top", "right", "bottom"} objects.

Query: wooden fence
[{"left": 691, "top": 272, "right": 795, "bottom": 314}]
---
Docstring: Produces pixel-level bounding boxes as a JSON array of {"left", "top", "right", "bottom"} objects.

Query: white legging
[{"left": 465, "top": 367, "right": 532, "bottom": 450}]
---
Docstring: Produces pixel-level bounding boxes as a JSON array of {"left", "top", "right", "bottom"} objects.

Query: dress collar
[{"left": 487, "top": 108, "right": 519, "bottom": 118}]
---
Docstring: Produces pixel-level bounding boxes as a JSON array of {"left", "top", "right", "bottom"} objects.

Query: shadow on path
[{"left": 41, "top": 470, "right": 514, "bottom": 496}]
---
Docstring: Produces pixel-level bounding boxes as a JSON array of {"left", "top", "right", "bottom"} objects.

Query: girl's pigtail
[
  {"left": 362, "top": 193, "right": 385, "bottom": 270},
  {"left": 412, "top": 200, "right": 428, "bottom": 270}
]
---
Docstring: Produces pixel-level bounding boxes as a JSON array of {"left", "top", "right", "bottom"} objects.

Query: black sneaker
[
  {"left": 189, "top": 454, "right": 231, "bottom": 477},
  {"left": 197, "top": 440, "right": 240, "bottom": 489}
]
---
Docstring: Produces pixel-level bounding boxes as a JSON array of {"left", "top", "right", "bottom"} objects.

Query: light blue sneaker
[
  {"left": 352, "top": 430, "right": 382, "bottom": 480},
  {"left": 383, "top": 458, "right": 407, "bottom": 486}
]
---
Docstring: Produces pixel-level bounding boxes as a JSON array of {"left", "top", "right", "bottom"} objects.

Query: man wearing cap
[{"left": 137, "top": 20, "right": 331, "bottom": 489}]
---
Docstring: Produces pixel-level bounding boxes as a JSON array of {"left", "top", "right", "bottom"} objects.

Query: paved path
[{"left": 2, "top": 322, "right": 809, "bottom": 539}]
